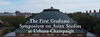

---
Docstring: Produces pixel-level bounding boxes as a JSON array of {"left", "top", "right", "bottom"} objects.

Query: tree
[
  {"left": 0, "top": 16, "right": 26, "bottom": 27},
  {"left": 68, "top": 12, "right": 100, "bottom": 37}
]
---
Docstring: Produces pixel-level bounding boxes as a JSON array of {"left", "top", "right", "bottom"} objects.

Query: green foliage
[
  {"left": 0, "top": 16, "right": 26, "bottom": 27},
  {"left": 68, "top": 12, "right": 100, "bottom": 37},
  {"left": 0, "top": 13, "right": 38, "bottom": 27},
  {"left": 0, "top": 13, "right": 38, "bottom": 36}
]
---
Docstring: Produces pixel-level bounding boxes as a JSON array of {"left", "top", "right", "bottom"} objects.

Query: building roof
[
  {"left": 27, "top": 7, "right": 77, "bottom": 24},
  {"left": 15, "top": 7, "right": 86, "bottom": 34}
]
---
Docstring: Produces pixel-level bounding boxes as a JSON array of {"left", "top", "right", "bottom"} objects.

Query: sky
[{"left": 0, "top": 0, "right": 100, "bottom": 13}]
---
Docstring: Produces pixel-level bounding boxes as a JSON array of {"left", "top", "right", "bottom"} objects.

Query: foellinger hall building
[{"left": 15, "top": 7, "right": 86, "bottom": 37}]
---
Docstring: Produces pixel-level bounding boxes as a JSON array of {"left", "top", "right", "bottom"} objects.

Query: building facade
[
  {"left": 15, "top": 11, "right": 32, "bottom": 18},
  {"left": 86, "top": 10, "right": 100, "bottom": 18},
  {"left": 0, "top": 11, "right": 32, "bottom": 18},
  {"left": 0, "top": 12, "right": 16, "bottom": 16}
]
